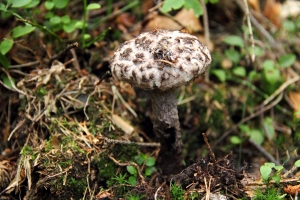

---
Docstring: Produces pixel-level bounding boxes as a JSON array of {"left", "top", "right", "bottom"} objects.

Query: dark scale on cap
[
  {"left": 181, "top": 37, "right": 195, "bottom": 44},
  {"left": 133, "top": 58, "right": 143, "bottom": 64},
  {"left": 132, "top": 70, "right": 137, "bottom": 82},
  {"left": 136, "top": 53, "right": 144, "bottom": 58},
  {"left": 149, "top": 73, "right": 154, "bottom": 80},
  {"left": 179, "top": 66, "right": 184, "bottom": 71},
  {"left": 123, "top": 65, "right": 129, "bottom": 72},
  {"left": 142, "top": 75, "right": 148, "bottom": 82},
  {"left": 177, "top": 47, "right": 184, "bottom": 53},
  {"left": 121, "top": 48, "right": 132, "bottom": 59},
  {"left": 185, "top": 57, "right": 191, "bottom": 61},
  {"left": 139, "top": 66, "right": 145, "bottom": 72},
  {"left": 192, "top": 68, "right": 199, "bottom": 75}
]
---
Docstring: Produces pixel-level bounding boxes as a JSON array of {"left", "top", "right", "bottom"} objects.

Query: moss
[
  {"left": 20, "top": 145, "right": 34, "bottom": 156},
  {"left": 68, "top": 177, "right": 86, "bottom": 194}
]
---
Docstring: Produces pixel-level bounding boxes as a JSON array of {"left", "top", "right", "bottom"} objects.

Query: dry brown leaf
[
  {"left": 174, "top": 9, "right": 202, "bottom": 33},
  {"left": 284, "top": 184, "right": 300, "bottom": 196},
  {"left": 289, "top": 92, "right": 300, "bottom": 118},
  {"left": 263, "top": 0, "right": 282, "bottom": 27},
  {"left": 143, "top": 13, "right": 182, "bottom": 31},
  {"left": 248, "top": 0, "right": 260, "bottom": 12}
]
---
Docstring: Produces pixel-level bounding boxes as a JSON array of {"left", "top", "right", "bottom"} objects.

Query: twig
[
  {"left": 249, "top": 139, "right": 282, "bottom": 167},
  {"left": 262, "top": 75, "right": 300, "bottom": 107},
  {"left": 9, "top": 61, "right": 40, "bottom": 69},
  {"left": 242, "top": 0, "right": 255, "bottom": 63},
  {"left": 103, "top": 137, "right": 160, "bottom": 147},
  {"left": 48, "top": 42, "right": 79, "bottom": 66},
  {"left": 112, "top": 85, "right": 137, "bottom": 118},
  {"left": 202, "top": 133, "right": 216, "bottom": 164},
  {"left": 235, "top": 0, "right": 278, "bottom": 49},
  {"left": 199, "top": 0, "right": 211, "bottom": 82}
]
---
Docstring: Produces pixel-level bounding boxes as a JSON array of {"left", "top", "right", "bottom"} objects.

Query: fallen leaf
[
  {"left": 289, "top": 92, "right": 300, "bottom": 118},
  {"left": 263, "top": 0, "right": 282, "bottom": 27},
  {"left": 144, "top": 13, "right": 182, "bottom": 31},
  {"left": 174, "top": 9, "right": 202, "bottom": 33}
]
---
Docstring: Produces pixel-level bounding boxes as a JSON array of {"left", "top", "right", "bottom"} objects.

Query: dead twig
[{"left": 48, "top": 42, "right": 78, "bottom": 66}]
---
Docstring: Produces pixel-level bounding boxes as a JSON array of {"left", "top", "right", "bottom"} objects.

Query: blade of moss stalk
[
  {"left": 84, "top": 27, "right": 111, "bottom": 48},
  {"left": 90, "top": 1, "right": 139, "bottom": 29}
]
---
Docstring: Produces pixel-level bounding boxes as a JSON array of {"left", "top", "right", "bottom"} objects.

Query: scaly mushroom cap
[{"left": 110, "top": 29, "right": 212, "bottom": 91}]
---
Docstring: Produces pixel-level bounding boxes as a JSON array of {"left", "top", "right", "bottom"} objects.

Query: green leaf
[
  {"left": 271, "top": 174, "right": 281, "bottom": 184},
  {"left": 134, "top": 155, "right": 144, "bottom": 165},
  {"left": 260, "top": 165, "right": 272, "bottom": 181},
  {"left": 184, "top": 0, "right": 203, "bottom": 17},
  {"left": 223, "top": 35, "right": 244, "bottom": 48},
  {"left": 12, "top": 25, "right": 35, "bottom": 38},
  {"left": 225, "top": 49, "right": 240, "bottom": 64},
  {"left": 263, "top": 117, "right": 275, "bottom": 140},
  {"left": 247, "top": 46, "right": 263, "bottom": 57},
  {"left": 50, "top": 16, "right": 61, "bottom": 25},
  {"left": 211, "top": 69, "right": 226, "bottom": 82},
  {"left": 249, "top": 129, "right": 264, "bottom": 145},
  {"left": 263, "top": 67, "right": 280, "bottom": 85},
  {"left": 23, "top": 0, "right": 39, "bottom": 8},
  {"left": 0, "top": 39, "right": 14, "bottom": 55},
  {"left": 62, "top": 20, "right": 77, "bottom": 33},
  {"left": 10, "top": 0, "right": 32, "bottom": 8},
  {"left": 262, "top": 59, "right": 275, "bottom": 70},
  {"left": 283, "top": 20, "right": 296, "bottom": 32},
  {"left": 229, "top": 136, "right": 242, "bottom": 144},
  {"left": 128, "top": 176, "right": 137, "bottom": 185},
  {"left": 126, "top": 166, "right": 137, "bottom": 176},
  {"left": 278, "top": 54, "right": 296, "bottom": 68},
  {"left": 232, "top": 66, "right": 246, "bottom": 77},
  {"left": 274, "top": 166, "right": 284, "bottom": 172},
  {"left": 145, "top": 157, "right": 155, "bottom": 167},
  {"left": 61, "top": 15, "right": 71, "bottom": 24},
  {"left": 1, "top": 74, "right": 15, "bottom": 89},
  {"left": 161, "top": 0, "right": 184, "bottom": 13},
  {"left": 0, "top": 52, "right": 9, "bottom": 69},
  {"left": 145, "top": 166, "right": 156, "bottom": 176},
  {"left": 45, "top": 1, "right": 55, "bottom": 10},
  {"left": 294, "top": 159, "right": 300, "bottom": 167},
  {"left": 53, "top": 0, "right": 69, "bottom": 9},
  {"left": 83, "top": 34, "right": 91, "bottom": 40},
  {"left": 264, "top": 162, "right": 275, "bottom": 168},
  {"left": 296, "top": 16, "right": 300, "bottom": 28},
  {"left": 86, "top": 3, "right": 101, "bottom": 10}
]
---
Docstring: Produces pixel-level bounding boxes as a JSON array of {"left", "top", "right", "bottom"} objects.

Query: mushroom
[{"left": 110, "top": 29, "right": 212, "bottom": 174}]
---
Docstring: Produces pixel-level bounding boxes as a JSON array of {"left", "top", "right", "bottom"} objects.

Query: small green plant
[
  {"left": 189, "top": 191, "right": 200, "bottom": 200},
  {"left": 260, "top": 162, "right": 284, "bottom": 184},
  {"left": 126, "top": 153, "right": 157, "bottom": 185},
  {"left": 170, "top": 183, "right": 185, "bottom": 200},
  {"left": 253, "top": 186, "right": 286, "bottom": 200},
  {"left": 160, "top": 0, "right": 219, "bottom": 18},
  {"left": 125, "top": 193, "right": 144, "bottom": 200}
]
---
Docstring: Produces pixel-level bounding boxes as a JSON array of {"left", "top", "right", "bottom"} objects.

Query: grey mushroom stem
[{"left": 151, "top": 88, "right": 183, "bottom": 174}]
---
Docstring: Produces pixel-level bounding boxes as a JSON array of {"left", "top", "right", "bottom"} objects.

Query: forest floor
[{"left": 0, "top": 0, "right": 300, "bottom": 199}]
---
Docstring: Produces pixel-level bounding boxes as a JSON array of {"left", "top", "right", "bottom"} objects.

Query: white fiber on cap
[{"left": 110, "top": 29, "right": 211, "bottom": 91}]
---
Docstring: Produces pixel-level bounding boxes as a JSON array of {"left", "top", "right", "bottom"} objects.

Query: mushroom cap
[{"left": 110, "top": 29, "right": 212, "bottom": 91}]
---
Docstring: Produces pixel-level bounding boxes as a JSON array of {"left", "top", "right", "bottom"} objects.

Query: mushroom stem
[{"left": 151, "top": 88, "right": 183, "bottom": 174}]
